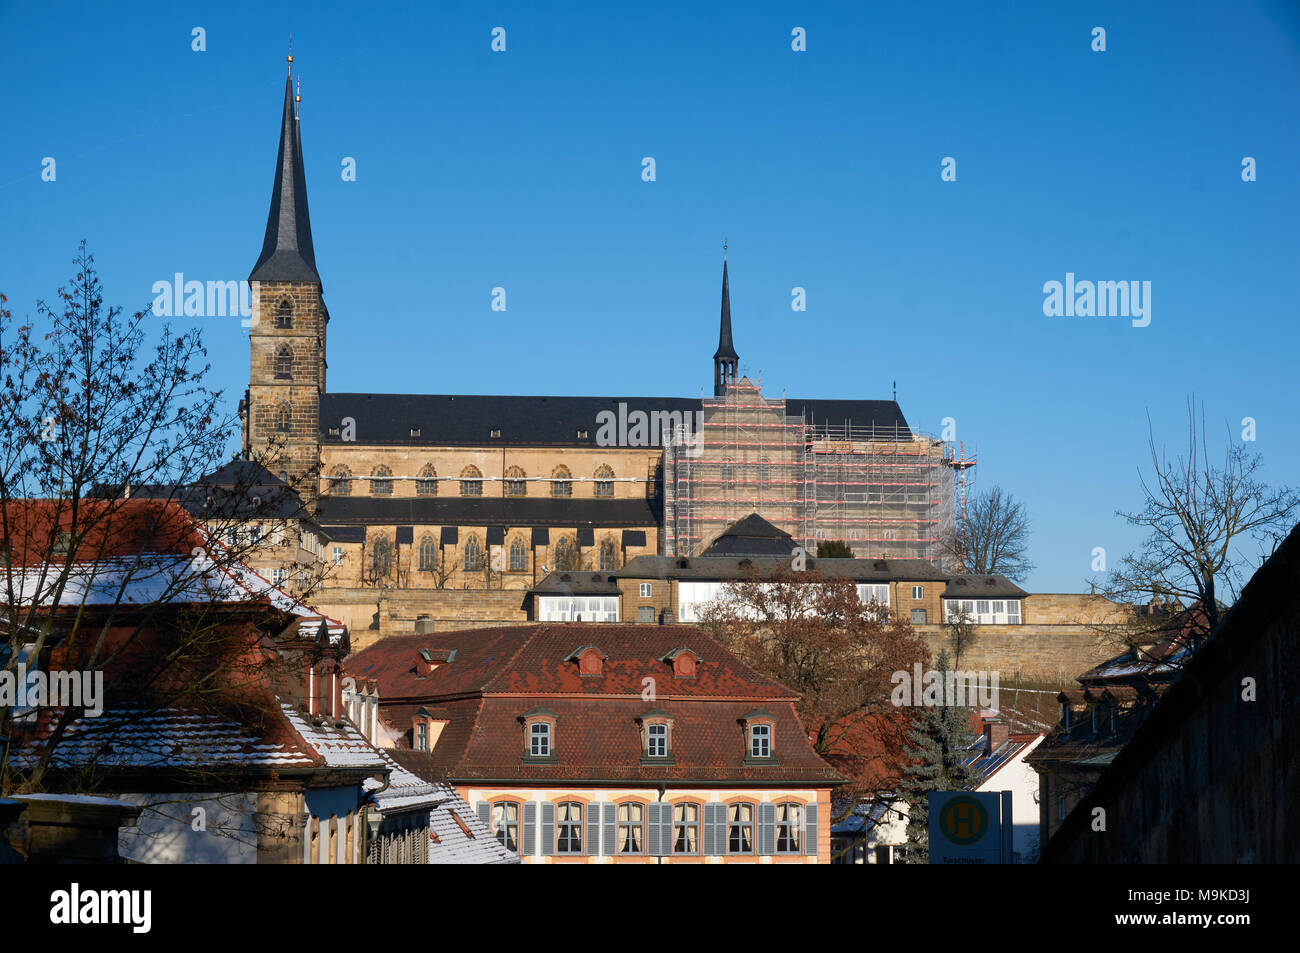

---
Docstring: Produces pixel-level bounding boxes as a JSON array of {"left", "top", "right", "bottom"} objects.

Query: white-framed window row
[
  {"left": 856, "top": 583, "right": 890, "bottom": 607},
  {"left": 536, "top": 596, "right": 619, "bottom": 623},
  {"left": 943, "top": 598, "right": 1022, "bottom": 625}
]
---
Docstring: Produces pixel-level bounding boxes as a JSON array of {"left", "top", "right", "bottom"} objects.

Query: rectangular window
[
  {"left": 530, "top": 722, "right": 550, "bottom": 757},
  {"left": 775, "top": 803, "right": 802, "bottom": 853},
  {"left": 1008, "top": 600, "right": 1021, "bottom": 624},
  {"left": 639, "top": 583, "right": 652, "bottom": 598},
  {"left": 912, "top": 585, "right": 924, "bottom": 600},
  {"left": 332, "top": 546, "right": 343, "bottom": 565},
  {"left": 556, "top": 802, "right": 583, "bottom": 854},
  {"left": 491, "top": 802, "right": 519, "bottom": 853},
  {"left": 728, "top": 803, "right": 754, "bottom": 854},
  {"left": 617, "top": 803, "right": 643, "bottom": 854},
  {"left": 272, "top": 568, "right": 287, "bottom": 586},
  {"left": 910, "top": 609, "right": 927, "bottom": 624},
  {"left": 750, "top": 724, "right": 771, "bottom": 759},
  {"left": 673, "top": 803, "right": 699, "bottom": 854},
  {"left": 416, "top": 722, "right": 427, "bottom": 751},
  {"left": 647, "top": 724, "right": 667, "bottom": 758},
  {"left": 856, "top": 584, "right": 890, "bottom": 606}
]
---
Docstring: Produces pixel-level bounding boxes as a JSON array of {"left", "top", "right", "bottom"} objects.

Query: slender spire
[
  {"left": 713, "top": 243, "right": 739, "bottom": 396},
  {"left": 249, "top": 66, "right": 320, "bottom": 284}
]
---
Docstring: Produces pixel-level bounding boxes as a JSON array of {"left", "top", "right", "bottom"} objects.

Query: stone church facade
[{"left": 239, "top": 64, "right": 946, "bottom": 635}]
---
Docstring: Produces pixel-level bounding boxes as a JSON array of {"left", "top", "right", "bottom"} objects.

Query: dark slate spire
[
  {"left": 713, "top": 249, "right": 739, "bottom": 396},
  {"left": 249, "top": 72, "right": 320, "bottom": 284}
]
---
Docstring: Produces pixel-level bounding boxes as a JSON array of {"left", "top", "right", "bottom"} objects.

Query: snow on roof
[{"left": 281, "top": 704, "right": 387, "bottom": 770}]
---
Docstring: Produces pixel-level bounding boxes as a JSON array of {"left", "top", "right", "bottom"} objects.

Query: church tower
[
  {"left": 712, "top": 251, "right": 739, "bottom": 396},
  {"left": 242, "top": 58, "right": 326, "bottom": 494}
]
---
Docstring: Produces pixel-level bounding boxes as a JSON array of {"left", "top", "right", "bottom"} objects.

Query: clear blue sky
[{"left": 3, "top": 0, "right": 1298, "bottom": 593}]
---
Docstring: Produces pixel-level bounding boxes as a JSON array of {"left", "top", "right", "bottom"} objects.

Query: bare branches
[
  {"left": 1106, "top": 399, "right": 1299, "bottom": 649},
  {"left": 947, "top": 485, "right": 1035, "bottom": 581}
]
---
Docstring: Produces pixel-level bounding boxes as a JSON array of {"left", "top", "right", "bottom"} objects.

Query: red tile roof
[{"left": 346, "top": 624, "right": 843, "bottom": 787}]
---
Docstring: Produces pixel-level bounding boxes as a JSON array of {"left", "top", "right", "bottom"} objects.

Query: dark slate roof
[
  {"left": 321, "top": 393, "right": 910, "bottom": 446},
  {"left": 713, "top": 260, "right": 739, "bottom": 361},
  {"left": 787, "top": 399, "right": 911, "bottom": 436},
  {"left": 700, "top": 513, "right": 794, "bottom": 556},
  {"left": 613, "top": 554, "right": 948, "bottom": 582},
  {"left": 113, "top": 461, "right": 325, "bottom": 532},
  {"left": 941, "top": 575, "right": 1030, "bottom": 599},
  {"left": 530, "top": 571, "right": 622, "bottom": 595},
  {"left": 313, "top": 495, "right": 661, "bottom": 528},
  {"left": 249, "top": 73, "right": 320, "bottom": 284},
  {"left": 320, "top": 393, "right": 700, "bottom": 447}
]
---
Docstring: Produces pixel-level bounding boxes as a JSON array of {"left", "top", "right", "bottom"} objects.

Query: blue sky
[{"left": 3, "top": 0, "right": 1298, "bottom": 593}]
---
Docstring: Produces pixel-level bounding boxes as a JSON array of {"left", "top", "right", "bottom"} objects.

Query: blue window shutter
[
  {"left": 647, "top": 802, "right": 663, "bottom": 856},
  {"left": 658, "top": 802, "right": 674, "bottom": 856},
  {"left": 804, "top": 802, "right": 819, "bottom": 857},
  {"left": 602, "top": 802, "right": 617, "bottom": 856},
  {"left": 586, "top": 803, "right": 600, "bottom": 856},
  {"left": 758, "top": 802, "right": 776, "bottom": 855},
  {"left": 703, "top": 802, "right": 723, "bottom": 856},
  {"left": 476, "top": 801, "right": 490, "bottom": 829},
  {"left": 522, "top": 801, "right": 537, "bottom": 856},
  {"left": 541, "top": 801, "right": 556, "bottom": 856}
]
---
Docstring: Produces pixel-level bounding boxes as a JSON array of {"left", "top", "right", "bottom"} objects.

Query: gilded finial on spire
[
  {"left": 723, "top": 237, "right": 728, "bottom": 260},
  {"left": 287, "top": 32, "right": 294, "bottom": 73},
  {"left": 295, "top": 75, "right": 301, "bottom": 118}
]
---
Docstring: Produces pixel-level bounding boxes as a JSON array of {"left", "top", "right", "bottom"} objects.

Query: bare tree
[
  {"left": 0, "top": 244, "right": 329, "bottom": 800},
  {"left": 1104, "top": 400, "right": 1299, "bottom": 650},
  {"left": 948, "top": 485, "right": 1034, "bottom": 581},
  {"left": 944, "top": 607, "right": 977, "bottom": 668}
]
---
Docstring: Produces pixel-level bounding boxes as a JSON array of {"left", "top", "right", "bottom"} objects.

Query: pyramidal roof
[{"left": 249, "top": 72, "right": 320, "bottom": 284}]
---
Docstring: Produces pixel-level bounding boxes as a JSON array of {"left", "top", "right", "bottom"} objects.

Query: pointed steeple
[
  {"left": 250, "top": 70, "right": 320, "bottom": 284},
  {"left": 713, "top": 246, "right": 739, "bottom": 396}
]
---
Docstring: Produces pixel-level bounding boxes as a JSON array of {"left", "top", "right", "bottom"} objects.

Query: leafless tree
[
  {"left": 1105, "top": 399, "right": 1299, "bottom": 651},
  {"left": 0, "top": 244, "right": 330, "bottom": 804},
  {"left": 948, "top": 485, "right": 1035, "bottom": 581}
]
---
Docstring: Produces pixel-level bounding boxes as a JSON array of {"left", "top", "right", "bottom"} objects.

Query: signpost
[{"left": 928, "top": 791, "right": 1014, "bottom": 864}]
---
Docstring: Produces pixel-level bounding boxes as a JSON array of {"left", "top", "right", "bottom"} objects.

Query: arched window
[
  {"left": 508, "top": 536, "right": 527, "bottom": 572},
  {"left": 274, "top": 345, "right": 293, "bottom": 379},
  {"left": 416, "top": 464, "right": 437, "bottom": 497},
  {"left": 504, "top": 466, "right": 527, "bottom": 497},
  {"left": 554, "top": 535, "right": 580, "bottom": 571},
  {"left": 370, "top": 535, "right": 394, "bottom": 581},
  {"left": 599, "top": 538, "right": 617, "bottom": 571},
  {"left": 418, "top": 534, "right": 437, "bottom": 571},
  {"left": 328, "top": 465, "right": 352, "bottom": 496},
  {"left": 593, "top": 464, "right": 615, "bottom": 498},
  {"left": 460, "top": 465, "right": 483, "bottom": 497},
  {"left": 370, "top": 465, "right": 393, "bottom": 496},
  {"left": 274, "top": 297, "right": 293, "bottom": 329},
  {"left": 274, "top": 401, "right": 291, "bottom": 433},
  {"left": 551, "top": 466, "right": 572, "bottom": 498},
  {"left": 463, "top": 534, "right": 484, "bottom": 572}
]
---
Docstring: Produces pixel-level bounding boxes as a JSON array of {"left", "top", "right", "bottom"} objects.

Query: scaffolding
[{"left": 663, "top": 380, "right": 968, "bottom": 568}]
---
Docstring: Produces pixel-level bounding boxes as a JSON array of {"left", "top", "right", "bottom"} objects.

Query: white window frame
[
  {"left": 639, "top": 582, "right": 653, "bottom": 598},
  {"left": 749, "top": 724, "right": 771, "bottom": 759},
  {"left": 332, "top": 546, "right": 344, "bottom": 565},
  {"left": 912, "top": 585, "right": 924, "bottom": 600},
  {"left": 647, "top": 723, "right": 668, "bottom": 758},
  {"left": 530, "top": 722, "right": 550, "bottom": 757}
]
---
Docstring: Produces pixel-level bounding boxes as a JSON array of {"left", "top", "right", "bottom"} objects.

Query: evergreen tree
[{"left": 898, "top": 651, "right": 981, "bottom": 863}]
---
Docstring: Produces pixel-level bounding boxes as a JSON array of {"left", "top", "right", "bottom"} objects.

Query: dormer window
[
  {"left": 658, "top": 647, "right": 701, "bottom": 679},
  {"left": 521, "top": 708, "right": 558, "bottom": 762},
  {"left": 637, "top": 711, "right": 674, "bottom": 762},
  {"left": 565, "top": 645, "right": 607, "bottom": 677},
  {"left": 741, "top": 710, "right": 777, "bottom": 763}
]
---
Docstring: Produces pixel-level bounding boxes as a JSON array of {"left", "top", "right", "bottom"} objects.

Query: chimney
[{"left": 983, "top": 718, "right": 1009, "bottom": 755}]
